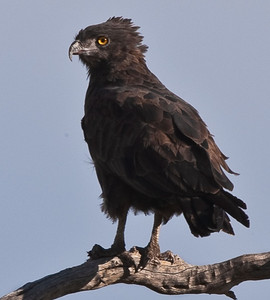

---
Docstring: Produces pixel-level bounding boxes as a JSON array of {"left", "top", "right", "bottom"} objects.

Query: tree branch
[{"left": 1, "top": 249, "right": 270, "bottom": 300}]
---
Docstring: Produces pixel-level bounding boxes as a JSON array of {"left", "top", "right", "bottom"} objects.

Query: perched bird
[{"left": 69, "top": 17, "right": 249, "bottom": 263}]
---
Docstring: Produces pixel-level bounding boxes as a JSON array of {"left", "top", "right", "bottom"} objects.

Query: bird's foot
[
  {"left": 130, "top": 247, "right": 176, "bottom": 270},
  {"left": 88, "top": 243, "right": 126, "bottom": 260},
  {"left": 131, "top": 244, "right": 161, "bottom": 270}
]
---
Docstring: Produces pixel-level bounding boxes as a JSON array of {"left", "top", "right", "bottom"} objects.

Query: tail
[{"left": 180, "top": 191, "right": 249, "bottom": 237}]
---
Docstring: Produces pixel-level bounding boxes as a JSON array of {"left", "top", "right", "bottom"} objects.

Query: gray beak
[{"left": 68, "top": 40, "right": 83, "bottom": 61}]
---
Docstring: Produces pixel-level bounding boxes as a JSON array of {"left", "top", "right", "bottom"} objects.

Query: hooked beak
[
  {"left": 68, "top": 40, "right": 89, "bottom": 61},
  {"left": 69, "top": 40, "right": 82, "bottom": 61}
]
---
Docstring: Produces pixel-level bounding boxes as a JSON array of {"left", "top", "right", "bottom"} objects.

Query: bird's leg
[
  {"left": 147, "top": 212, "right": 162, "bottom": 256},
  {"left": 88, "top": 212, "right": 127, "bottom": 259},
  {"left": 136, "top": 212, "right": 162, "bottom": 268},
  {"left": 110, "top": 212, "right": 127, "bottom": 252}
]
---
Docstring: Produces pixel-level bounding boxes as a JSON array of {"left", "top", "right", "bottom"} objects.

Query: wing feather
[
  {"left": 117, "top": 89, "right": 236, "bottom": 194},
  {"left": 84, "top": 86, "right": 238, "bottom": 196}
]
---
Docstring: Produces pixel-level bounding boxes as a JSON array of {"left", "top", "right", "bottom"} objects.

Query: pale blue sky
[{"left": 1, "top": 1, "right": 270, "bottom": 299}]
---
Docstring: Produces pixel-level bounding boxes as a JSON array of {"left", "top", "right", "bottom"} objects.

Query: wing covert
[{"left": 118, "top": 88, "right": 236, "bottom": 193}]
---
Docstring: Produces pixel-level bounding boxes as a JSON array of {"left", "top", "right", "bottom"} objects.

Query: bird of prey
[{"left": 69, "top": 17, "right": 249, "bottom": 264}]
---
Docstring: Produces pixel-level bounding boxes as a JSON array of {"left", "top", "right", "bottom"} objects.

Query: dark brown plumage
[{"left": 69, "top": 17, "right": 249, "bottom": 262}]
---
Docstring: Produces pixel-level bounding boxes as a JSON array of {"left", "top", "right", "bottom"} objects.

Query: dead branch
[{"left": 1, "top": 250, "right": 270, "bottom": 300}]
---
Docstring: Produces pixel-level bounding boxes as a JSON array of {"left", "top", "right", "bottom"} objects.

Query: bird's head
[{"left": 69, "top": 17, "right": 148, "bottom": 75}]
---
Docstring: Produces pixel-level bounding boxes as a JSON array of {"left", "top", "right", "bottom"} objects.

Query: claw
[
  {"left": 133, "top": 246, "right": 161, "bottom": 271},
  {"left": 131, "top": 246, "right": 176, "bottom": 271},
  {"left": 88, "top": 243, "right": 125, "bottom": 259}
]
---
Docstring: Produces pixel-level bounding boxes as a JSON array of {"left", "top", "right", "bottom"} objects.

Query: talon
[
  {"left": 135, "top": 245, "right": 161, "bottom": 270},
  {"left": 117, "top": 251, "right": 137, "bottom": 269},
  {"left": 88, "top": 243, "right": 125, "bottom": 259},
  {"left": 88, "top": 244, "right": 105, "bottom": 259}
]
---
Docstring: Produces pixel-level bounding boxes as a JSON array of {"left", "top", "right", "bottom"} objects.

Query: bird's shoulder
[
  {"left": 85, "top": 83, "right": 214, "bottom": 153},
  {"left": 105, "top": 85, "right": 209, "bottom": 144},
  {"left": 113, "top": 85, "right": 236, "bottom": 191},
  {"left": 84, "top": 83, "right": 235, "bottom": 192}
]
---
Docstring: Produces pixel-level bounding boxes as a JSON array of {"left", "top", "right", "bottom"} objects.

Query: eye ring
[{"left": 97, "top": 36, "right": 109, "bottom": 46}]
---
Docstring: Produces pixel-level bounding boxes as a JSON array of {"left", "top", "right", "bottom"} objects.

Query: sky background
[{"left": 1, "top": 1, "right": 270, "bottom": 299}]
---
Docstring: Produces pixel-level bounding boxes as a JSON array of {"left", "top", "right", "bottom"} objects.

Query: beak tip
[
  {"left": 68, "top": 45, "right": 74, "bottom": 62},
  {"left": 69, "top": 40, "right": 81, "bottom": 62}
]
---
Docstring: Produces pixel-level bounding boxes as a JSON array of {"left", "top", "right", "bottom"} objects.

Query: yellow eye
[{"left": 97, "top": 36, "right": 108, "bottom": 46}]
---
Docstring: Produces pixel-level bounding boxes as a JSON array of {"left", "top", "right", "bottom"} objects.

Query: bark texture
[{"left": 1, "top": 250, "right": 270, "bottom": 300}]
